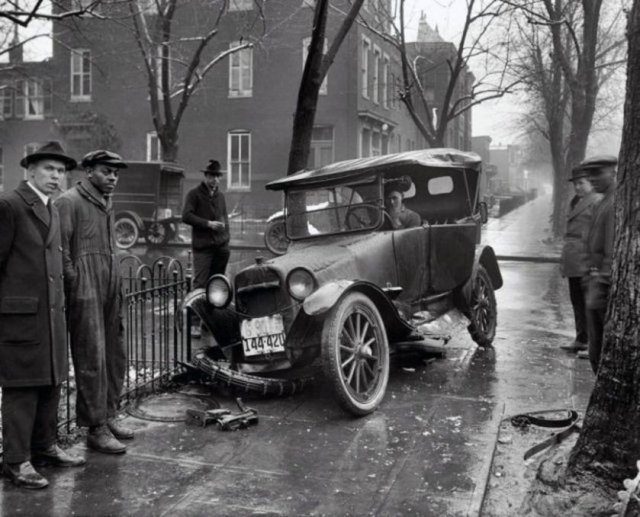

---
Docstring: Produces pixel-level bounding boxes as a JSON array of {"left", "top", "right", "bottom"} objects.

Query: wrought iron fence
[{"left": 58, "top": 254, "right": 192, "bottom": 433}]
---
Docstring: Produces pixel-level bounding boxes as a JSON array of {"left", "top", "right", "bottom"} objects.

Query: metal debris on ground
[{"left": 185, "top": 398, "right": 258, "bottom": 431}]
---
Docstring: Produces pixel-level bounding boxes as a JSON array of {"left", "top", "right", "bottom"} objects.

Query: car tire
[
  {"left": 264, "top": 218, "right": 289, "bottom": 255},
  {"left": 466, "top": 265, "right": 497, "bottom": 347},
  {"left": 145, "top": 222, "right": 170, "bottom": 246},
  {"left": 321, "top": 292, "right": 390, "bottom": 416},
  {"left": 114, "top": 217, "right": 140, "bottom": 250}
]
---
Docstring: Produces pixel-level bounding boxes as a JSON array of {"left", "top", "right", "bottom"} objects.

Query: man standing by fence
[
  {"left": 56, "top": 150, "right": 134, "bottom": 455},
  {"left": 182, "top": 159, "right": 230, "bottom": 289},
  {"left": 0, "top": 142, "right": 85, "bottom": 489}
]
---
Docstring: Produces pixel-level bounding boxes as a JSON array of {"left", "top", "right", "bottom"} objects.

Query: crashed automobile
[{"left": 184, "top": 149, "right": 502, "bottom": 416}]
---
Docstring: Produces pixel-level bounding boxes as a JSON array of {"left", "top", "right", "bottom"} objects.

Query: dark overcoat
[
  {"left": 182, "top": 183, "right": 230, "bottom": 250},
  {"left": 560, "top": 191, "right": 601, "bottom": 278},
  {"left": 0, "top": 181, "right": 67, "bottom": 387}
]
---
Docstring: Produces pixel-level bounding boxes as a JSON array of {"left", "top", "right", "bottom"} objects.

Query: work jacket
[
  {"left": 560, "top": 191, "right": 601, "bottom": 278},
  {"left": 0, "top": 181, "right": 67, "bottom": 387},
  {"left": 182, "top": 182, "right": 230, "bottom": 250},
  {"left": 586, "top": 183, "right": 615, "bottom": 279}
]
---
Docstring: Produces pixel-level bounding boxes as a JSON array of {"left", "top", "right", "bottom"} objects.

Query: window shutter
[
  {"left": 43, "top": 78, "right": 53, "bottom": 116},
  {"left": 14, "top": 80, "right": 24, "bottom": 119}
]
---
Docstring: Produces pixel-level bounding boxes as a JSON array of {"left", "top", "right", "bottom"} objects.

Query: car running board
[{"left": 391, "top": 334, "right": 451, "bottom": 356}]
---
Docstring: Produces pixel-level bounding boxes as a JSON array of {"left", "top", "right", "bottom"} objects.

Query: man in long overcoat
[
  {"left": 56, "top": 150, "right": 133, "bottom": 454},
  {"left": 0, "top": 142, "right": 85, "bottom": 489},
  {"left": 560, "top": 167, "right": 601, "bottom": 354},
  {"left": 575, "top": 155, "right": 618, "bottom": 373}
]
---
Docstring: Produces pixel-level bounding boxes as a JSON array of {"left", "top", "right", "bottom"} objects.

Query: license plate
[{"left": 241, "top": 315, "right": 286, "bottom": 357}]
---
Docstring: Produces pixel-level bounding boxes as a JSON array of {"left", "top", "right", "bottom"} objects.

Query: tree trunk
[
  {"left": 566, "top": 0, "right": 640, "bottom": 486},
  {"left": 287, "top": 0, "right": 329, "bottom": 175}
]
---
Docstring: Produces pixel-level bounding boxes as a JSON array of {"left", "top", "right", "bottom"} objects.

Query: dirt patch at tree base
[{"left": 482, "top": 414, "right": 618, "bottom": 516}]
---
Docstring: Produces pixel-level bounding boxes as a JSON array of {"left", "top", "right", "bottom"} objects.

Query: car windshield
[{"left": 285, "top": 177, "right": 382, "bottom": 239}]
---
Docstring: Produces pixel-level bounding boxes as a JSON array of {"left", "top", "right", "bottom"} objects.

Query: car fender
[
  {"left": 303, "top": 280, "right": 413, "bottom": 341},
  {"left": 458, "top": 245, "right": 503, "bottom": 311},
  {"left": 115, "top": 210, "right": 144, "bottom": 230}
]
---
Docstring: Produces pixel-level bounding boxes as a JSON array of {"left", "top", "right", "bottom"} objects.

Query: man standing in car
[
  {"left": 182, "top": 159, "right": 230, "bottom": 288},
  {"left": 56, "top": 150, "right": 134, "bottom": 454}
]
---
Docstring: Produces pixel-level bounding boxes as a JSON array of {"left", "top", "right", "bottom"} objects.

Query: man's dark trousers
[
  {"left": 1, "top": 385, "right": 61, "bottom": 463},
  {"left": 568, "top": 277, "right": 588, "bottom": 345},
  {"left": 193, "top": 246, "right": 231, "bottom": 288}
]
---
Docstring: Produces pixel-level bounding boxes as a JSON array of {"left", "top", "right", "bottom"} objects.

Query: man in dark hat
[
  {"left": 56, "top": 149, "right": 134, "bottom": 454},
  {"left": 182, "top": 159, "right": 230, "bottom": 289},
  {"left": 574, "top": 155, "right": 618, "bottom": 372},
  {"left": 559, "top": 166, "right": 601, "bottom": 354},
  {"left": 0, "top": 142, "right": 85, "bottom": 489}
]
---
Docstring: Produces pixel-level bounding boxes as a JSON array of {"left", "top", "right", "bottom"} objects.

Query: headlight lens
[
  {"left": 287, "top": 268, "right": 316, "bottom": 300},
  {"left": 206, "top": 275, "right": 232, "bottom": 308}
]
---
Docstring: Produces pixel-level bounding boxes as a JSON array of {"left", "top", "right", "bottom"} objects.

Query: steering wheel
[{"left": 345, "top": 204, "right": 378, "bottom": 230}]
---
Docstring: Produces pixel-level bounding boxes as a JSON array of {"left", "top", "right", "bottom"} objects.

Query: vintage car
[{"left": 185, "top": 149, "right": 502, "bottom": 416}]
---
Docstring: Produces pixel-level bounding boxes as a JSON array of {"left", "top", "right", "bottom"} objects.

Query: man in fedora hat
[
  {"left": 56, "top": 149, "right": 134, "bottom": 454},
  {"left": 0, "top": 142, "right": 85, "bottom": 489},
  {"left": 559, "top": 166, "right": 601, "bottom": 355},
  {"left": 574, "top": 155, "right": 618, "bottom": 372},
  {"left": 182, "top": 159, "right": 230, "bottom": 289}
]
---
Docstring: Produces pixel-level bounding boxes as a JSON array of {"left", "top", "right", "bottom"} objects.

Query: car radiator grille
[{"left": 234, "top": 266, "right": 290, "bottom": 319}]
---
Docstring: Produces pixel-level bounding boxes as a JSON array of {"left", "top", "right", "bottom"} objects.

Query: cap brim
[{"left": 20, "top": 153, "right": 77, "bottom": 171}]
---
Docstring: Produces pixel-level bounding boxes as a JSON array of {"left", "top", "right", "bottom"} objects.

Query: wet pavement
[{"left": 0, "top": 196, "right": 594, "bottom": 516}]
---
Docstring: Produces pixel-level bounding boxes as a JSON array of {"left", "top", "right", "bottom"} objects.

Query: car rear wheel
[
  {"left": 467, "top": 265, "right": 497, "bottom": 347},
  {"left": 145, "top": 222, "right": 171, "bottom": 246},
  {"left": 321, "top": 292, "right": 389, "bottom": 416},
  {"left": 264, "top": 218, "right": 289, "bottom": 255},
  {"left": 114, "top": 217, "right": 140, "bottom": 249}
]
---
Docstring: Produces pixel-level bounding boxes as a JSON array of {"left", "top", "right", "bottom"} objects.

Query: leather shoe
[
  {"left": 577, "top": 350, "right": 590, "bottom": 359},
  {"left": 3, "top": 461, "right": 48, "bottom": 489},
  {"left": 32, "top": 445, "right": 86, "bottom": 468},
  {"left": 107, "top": 418, "right": 135, "bottom": 440},
  {"left": 87, "top": 425, "right": 127, "bottom": 454},
  {"left": 560, "top": 341, "right": 588, "bottom": 352}
]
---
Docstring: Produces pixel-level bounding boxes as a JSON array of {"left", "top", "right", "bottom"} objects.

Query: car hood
[{"left": 258, "top": 231, "right": 398, "bottom": 287}]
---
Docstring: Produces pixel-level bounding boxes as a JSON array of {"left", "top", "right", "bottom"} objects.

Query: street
[{"left": 0, "top": 195, "right": 596, "bottom": 516}]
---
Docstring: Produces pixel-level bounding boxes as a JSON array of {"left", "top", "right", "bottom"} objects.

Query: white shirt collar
[{"left": 26, "top": 181, "right": 50, "bottom": 206}]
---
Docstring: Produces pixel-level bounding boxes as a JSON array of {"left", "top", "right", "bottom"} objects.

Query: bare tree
[
  {"left": 506, "top": 0, "right": 626, "bottom": 237},
  {"left": 126, "top": 0, "right": 260, "bottom": 162},
  {"left": 0, "top": 0, "right": 100, "bottom": 26},
  {"left": 361, "top": 0, "right": 519, "bottom": 149},
  {"left": 287, "top": 0, "right": 365, "bottom": 174}
]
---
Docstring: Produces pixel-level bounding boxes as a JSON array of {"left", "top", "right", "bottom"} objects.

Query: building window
[
  {"left": 0, "top": 146, "right": 4, "bottom": 192},
  {"left": 23, "top": 143, "right": 40, "bottom": 177},
  {"left": 227, "top": 131, "right": 251, "bottom": 190},
  {"left": 372, "top": 46, "right": 381, "bottom": 104},
  {"left": 71, "top": 49, "right": 91, "bottom": 101},
  {"left": 229, "top": 0, "right": 253, "bottom": 10},
  {"left": 15, "top": 79, "right": 52, "bottom": 120},
  {"left": 0, "top": 84, "right": 12, "bottom": 119},
  {"left": 371, "top": 130, "right": 381, "bottom": 156},
  {"left": 309, "top": 126, "right": 334, "bottom": 168},
  {"left": 361, "top": 37, "right": 370, "bottom": 99},
  {"left": 361, "top": 128, "right": 371, "bottom": 157},
  {"left": 302, "top": 37, "right": 328, "bottom": 95},
  {"left": 382, "top": 55, "right": 389, "bottom": 109},
  {"left": 146, "top": 131, "right": 161, "bottom": 161},
  {"left": 229, "top": 42, "right": 253, "bottom": 98}
]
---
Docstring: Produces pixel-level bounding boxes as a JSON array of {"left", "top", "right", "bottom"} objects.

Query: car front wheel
[
  {"left": 467, "top": 265, "right": 497, "bottom": 347},
  {"left": 321, "top": 292, "right": 389, "bottom": 416},
  {"left": 114, "top": 217, "right": 140, "bottom": 249}
]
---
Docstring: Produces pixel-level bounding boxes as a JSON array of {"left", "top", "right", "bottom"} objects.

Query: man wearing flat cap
[
  {"left": 56, "top": 149, "right": 134, "bottom": 454},
  {"left": 575, "top": 154, "right": 618, "bottom": 372},
  {"left": 0, "top": 142, "right": 85, "bottom": 489},
  {"left": 182, "top": 159, "right": 230, "bottom": 289}
]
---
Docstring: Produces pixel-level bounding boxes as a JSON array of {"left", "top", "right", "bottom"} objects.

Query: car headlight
[
  {"left": 287, "top": 268, "right": 316, "bottom": 301},
  {"left": 206, "top": 275, "right": 232, "bottom": 308}
]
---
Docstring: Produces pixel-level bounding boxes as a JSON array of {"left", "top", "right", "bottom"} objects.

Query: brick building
[{"left": 0, "top": 2, "right": 473, "bottom": 215}]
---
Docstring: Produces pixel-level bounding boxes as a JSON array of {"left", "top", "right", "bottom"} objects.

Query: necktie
[{"left": 44, "top": 200, "right": 52, "bottom": 226}]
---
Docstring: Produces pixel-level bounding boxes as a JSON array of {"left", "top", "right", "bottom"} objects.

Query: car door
[{"left": 392, "top": 226, "right": 429, "bottom": 308}]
